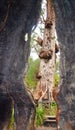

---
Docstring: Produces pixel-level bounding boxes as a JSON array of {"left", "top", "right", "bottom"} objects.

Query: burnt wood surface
[
  {"left": 0, "top": 0, "right": 42, "bottom": 130},
  {"left": 52, "top": 0, "right": 75, "bottom": 130}
]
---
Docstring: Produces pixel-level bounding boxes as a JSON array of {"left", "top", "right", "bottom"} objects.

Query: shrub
[
  {"left": 36, "top": 104, "right": 46, "bottom": 126},
  {"left": 25, "top": 58, "right": 40, "bottom": 90}
]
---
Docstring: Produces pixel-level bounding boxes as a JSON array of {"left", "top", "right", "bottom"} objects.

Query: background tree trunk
[
  {"left": 0, "top": 0, "right": 42, "bottom": 130},
  {"left": 34, "top": 0, "right": 56, "bottom": 104},
  {"left": 52, "top": 0, "right": 75, "bottom": 130}
]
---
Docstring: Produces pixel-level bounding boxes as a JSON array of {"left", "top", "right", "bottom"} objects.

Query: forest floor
[{"left": 36, "top": 126, "right": 57, "bottom": 130}]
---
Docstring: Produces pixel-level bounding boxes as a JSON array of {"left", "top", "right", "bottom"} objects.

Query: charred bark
[
  {"left": 52, "top": 0, "right": 75, "bottom": 130},
  {"left": 0, "top": 0, "right": 42, "bottom": 130}
]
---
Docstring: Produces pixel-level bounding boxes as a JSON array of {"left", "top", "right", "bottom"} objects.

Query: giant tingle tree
[
  {"left": 0, "top": 0, "right": 75, "bottom": 130},
  {"left": 0, "top": 0, "right": 42, "bottom": 130}
]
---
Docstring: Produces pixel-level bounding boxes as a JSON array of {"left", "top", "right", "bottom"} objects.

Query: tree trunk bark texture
[
  {"left": 0, "top": 0, "right": 42, "bottom": 130},
  {"left": 52, "top": 0, "right": 75, "bottom": 130},
  {"left": 34, "top": 0, "right": 56, "bottom": 103},
  {"left": 39, "top": 0, "right": 55, "bottom": 102}
]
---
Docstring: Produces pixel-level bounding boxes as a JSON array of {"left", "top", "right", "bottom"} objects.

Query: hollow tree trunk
[
  {"left": 0, "top": 0, "right": 42, "bottom": 130},
  {"left": 52, "top": 1, "right": 75, "bottom": 130}
]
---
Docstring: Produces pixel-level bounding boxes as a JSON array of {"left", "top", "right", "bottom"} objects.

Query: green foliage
[
  {"left": 8, "top": 108, "right": 14, "bottom": 130},
  {"left": 36, "top": 104, "right": 46, "bottom": 126},
  {"left": 54, "top": 73, "right": 60, "bottom": 87},
  {"left": 55, "top": 61, "right": 60, "bottom": 87},
  {"left": 49, "top": 102, "right": 57, "bottom": 116},
  {"left": 25, "top": 58, "right": 40, "bottom": 89},
  {"left": 42, "top": 102, "right": 57, "bottom": 116},
  {"left": 36, "top": 102, "right": 57, "bottom": 126}
]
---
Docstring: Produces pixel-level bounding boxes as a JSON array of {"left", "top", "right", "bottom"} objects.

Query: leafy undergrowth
[
  {"left": 7, "top": 108, "right": 14, "bottom": 130},
  {"left": 45, "top": 102, "right": 57, "bottom": 116},
  {"left": 36, "top": 104, "right": 46, "bottom": 126},
  {"left": 25, "top": 58, "right": 40, "bottom": 90},
  {"left": 36, "top": 102, "right": 57, "bottom": 126}
]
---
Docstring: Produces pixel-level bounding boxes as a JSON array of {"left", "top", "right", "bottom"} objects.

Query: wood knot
[
  {"left": 37, "top": 37, "right": 43, "bottom": 46},
  {"left": 39, "top": 49, "right": 53, "bottom": 60},
  {"left": 36, "top": 73, "right": 42, "bottom": 79},
  {"left": 45, "top": 19, "right": 53, "bottom": 29}
]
